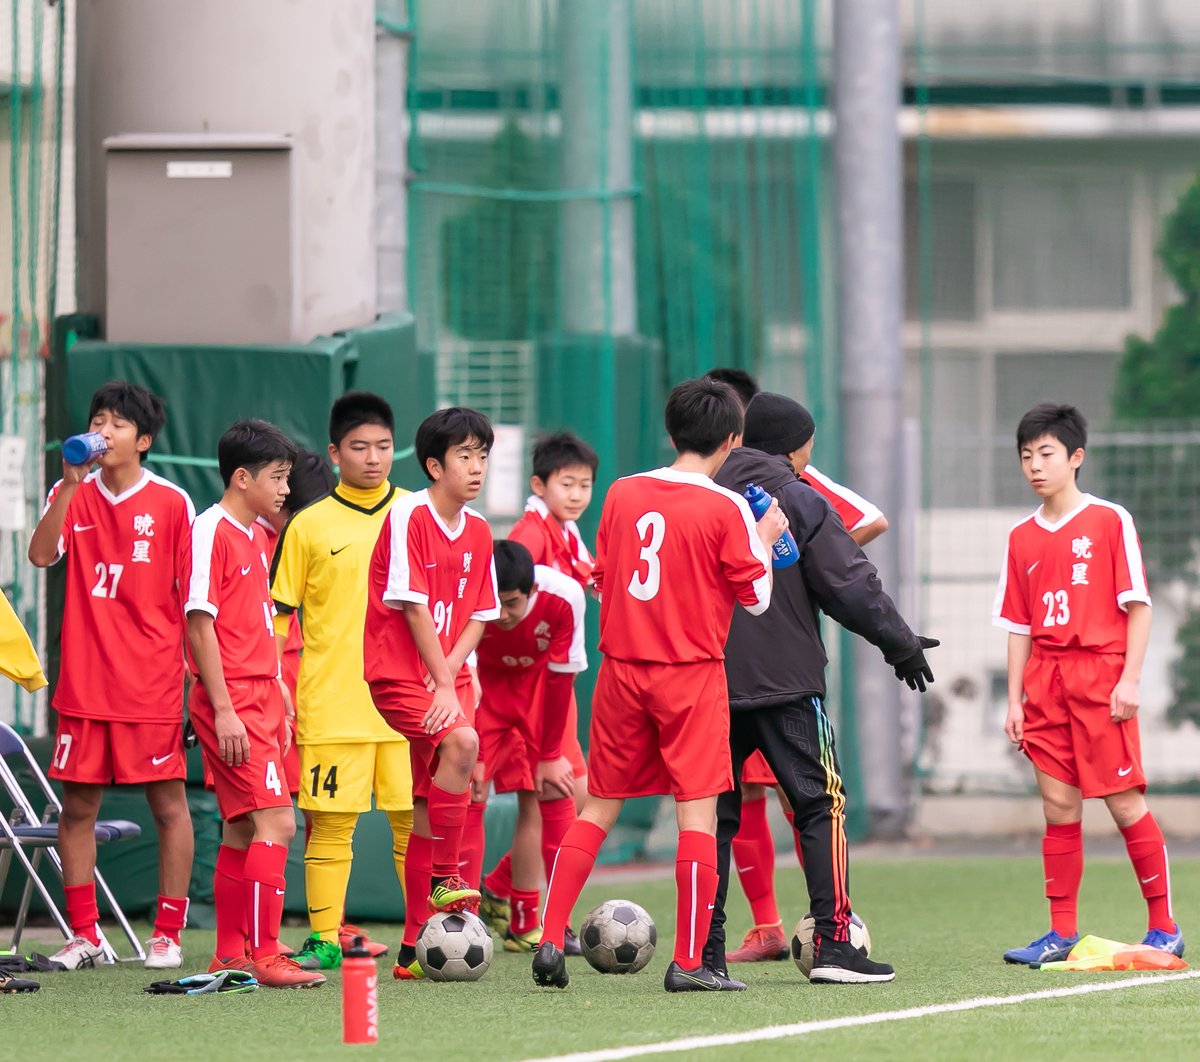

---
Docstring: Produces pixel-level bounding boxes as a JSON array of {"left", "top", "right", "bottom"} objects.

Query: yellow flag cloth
[
  {"left": 1038, "top": 934, "right": 1188, "bottom": 972},
  {"left": 0, "top": 590, "right": 47, "bottom": 692}
]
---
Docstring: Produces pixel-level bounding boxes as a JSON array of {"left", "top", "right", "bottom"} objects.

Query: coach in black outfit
[{"left": 704, "top": 391, "right": 938, "bottom": 984}]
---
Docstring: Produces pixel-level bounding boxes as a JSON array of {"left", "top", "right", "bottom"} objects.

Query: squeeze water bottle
[
  {"left": 744, "top": 483, "right": 800, "bottom": 569},
  {"left": 342, "top": 936, "right": 379, "bottom": 1044},
  {"left": 61, "top": 432, "right": 108, "bottom": 466}
]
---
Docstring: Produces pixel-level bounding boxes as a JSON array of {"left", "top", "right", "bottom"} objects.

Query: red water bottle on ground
[{"left": 342, "top": 936, "right": 378, "bottom": 1044}]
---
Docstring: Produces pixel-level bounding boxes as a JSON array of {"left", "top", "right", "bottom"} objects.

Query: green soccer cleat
[
  {"left": 503, "top": 926, "right": 542, "bottom": 953},
  {"left": 295, "top": 934, "right": 344, "bottom": 971},
  {"left": 428, "top": 876, "right": 481, "bottom": 914},
  {"left": 479, "top": 884, "right": 511, "bottom": 936}
]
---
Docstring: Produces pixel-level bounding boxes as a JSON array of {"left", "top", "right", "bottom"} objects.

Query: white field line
[{"left": 518, "top": 969, "right": 1200, "bottom": 1062}]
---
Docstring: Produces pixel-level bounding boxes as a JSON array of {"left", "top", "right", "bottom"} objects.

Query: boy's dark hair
[
  {"left": 217, "top": 419, "right": 299, "bottom": 487},
  {"left": 415, "top": 407, "right": 494, "bottom": 482},
  {"left": 705, "top": 367, "right": 759, "bottom": 409},
  {"left": 284, "top": 450, "right": 337, "bottom": 514},
  {"left": 1016, "top": 403, "right": 1088, "bottom": 461},
  {"left": 329, "top": 391, "right": 395, "bottom": 447},
  {"left": 88, "top": 381, "right": 166, "bottom": 450},
  {"left": 532, "top": 431, "right": 599, "bottom": 482},
  {"left": 494, "top": 539, "right": 535, "bottom": 595},
  {"left": 664, "top": 378, "right": 744, "bottom": 457}
]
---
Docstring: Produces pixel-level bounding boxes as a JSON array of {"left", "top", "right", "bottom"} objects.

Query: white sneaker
[
  {"left": 49, "top": 935, "right": 104, "bottom": 970},
  {"left": 143, "top": 935, "right": 183, "bottom": 970}
]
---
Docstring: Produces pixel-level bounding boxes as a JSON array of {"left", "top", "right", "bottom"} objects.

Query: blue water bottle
[
  {"left": 744, "top": 483, "right": 800, "bottom": 569},
  {"left": 62, "top": 432, "right": 108, "bottom": 466}
]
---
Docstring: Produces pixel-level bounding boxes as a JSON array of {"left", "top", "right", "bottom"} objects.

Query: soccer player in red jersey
[
  {"left": 364, "top": 408, "right": 499, "bottom": 980},
  {"left": 479, "top": 432, "right": 596, "bottom": 952},
  {"left": 994, "top": 404, "right": 1183, "bottom": 964},
  {"left": 532, "top": 378, "right": 788, "bottom": 992},
  {"left": 185, "top": 420, "right": 324, "bottom": 989},
  {"left": 29, "top": 382, "right": 195, "bottom": 972},
  {"left": 473, "top": 540, "right": 586, "bottom": 951}
]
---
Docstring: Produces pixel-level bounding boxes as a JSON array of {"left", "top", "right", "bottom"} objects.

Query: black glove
[{"left": 891, "top": 636, "right": 939, "bottom": 692}]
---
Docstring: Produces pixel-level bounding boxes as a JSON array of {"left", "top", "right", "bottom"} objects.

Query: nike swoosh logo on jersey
[
  {"left": 240, "top": 564, "right": 252, "bottom": 575},
  {"left": 1118, "top": 765, "right": 1133, "bottom": 776},
  {"left": 275, "top": 888, "right": 286, "bottom": 897},
  {"left": 1026, "top": 561, "right": 1039, "bottom": 574},
  {"left": 330, "top": 545, "right": 350, "bottom": 556},
  {"left": 425, "top": 562, "right": 437, "bottom": 568},
  {"left": 151, "top": 754, "right": 172, "bottom": 766},
  {"left": 73, "top": 523, "right": 96, "bottom": 532}
]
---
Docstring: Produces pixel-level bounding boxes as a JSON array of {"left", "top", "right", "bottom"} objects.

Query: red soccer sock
[
  {"left": 243, "top": 840, "right": 288, "bottom": 960},
  {"left": 733, "top": 797, "right": 781, "bottom": 927},
  {"left": 427, "top": 782, "right": 469, "bottom": 881},
  {"left": 1043, "top": 821, "right": 1083, "bottom": 937},
  {"left": 1120, "top": 812, "right": 1174, "bottom": 932},
  {"left": 542, "top": 819, "right": 606, "bottom": 949},
  {"left": 510, "top": 888, "right": 541, "bottom": 936},
  {"left": 214, "top": 845, "right": 248, "bottom": 959},
  {"left": 64, "top": 882, "right": 101, "bottom": 947},
  {"left": 460, "top": 800, "right": 487, "bottom": 889},
  {"left": 783, "top": 809, "right": 805, "bottom": 869},
  {"left": 153, "top": 894, "right": 189, "bottom": 944},
  {"left": 403, "top": 832, "right": 432, "bottom": 947},
  {"left": 484, "top": 852, "right": 513, "bottom": 899},
  {"left": 539, "top": 795, "right": 577, "bottom": 885},
  {"left": 674, "top": 830, "right": 719, "bottom": 968}
]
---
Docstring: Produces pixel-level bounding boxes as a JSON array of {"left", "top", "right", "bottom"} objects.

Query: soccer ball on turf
[
  {"left": 416, "top": 911, "right": 493, "bottom": 981},
  {"left": 580, "top": 899, "right": 657, "bottom": 974},
  {"left": 791, "top": 911, "right": 871, "bottom": 977}
]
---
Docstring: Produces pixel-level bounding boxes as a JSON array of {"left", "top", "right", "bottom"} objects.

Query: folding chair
[{"left": 0, "top": 721, "right": 145, "bottom": 962}]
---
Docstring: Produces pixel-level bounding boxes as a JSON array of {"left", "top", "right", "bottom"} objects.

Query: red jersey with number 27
[
  {"left": 993, "top": 494, "right": 1150, "bottom": 654},
  {"left": 48, "top": 469, "right": 194, "bottom": 721},
  {"left": 364, "top": 489, "right": 500, "bottom": 687},
  {"left": 183, "top": 504, "right": 279, "bottom": 681},
  {"left": 593, "top": 468, "right": 772, "bottom": 664}
]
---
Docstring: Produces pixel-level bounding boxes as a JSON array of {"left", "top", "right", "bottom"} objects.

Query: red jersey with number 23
[
  {"left": 183, "top": 504, "right": 279, "bottom": 681},
  {"left": 48, "top": 469, "right": 194, "bottom": 721},
  {"left": 993, "top": 494, "right": 1150, "bottom": 654},
  {"left": 594, "top": 468, "right": 772, "bottom": 664},
  {"left": 364, "top": 489, "right": 500, "bottom": 687}
]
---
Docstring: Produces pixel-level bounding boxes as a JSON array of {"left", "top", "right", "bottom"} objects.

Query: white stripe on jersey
[
  {"left": 537, "top": 564, "right": 589, "bottom": 674},
  {"left": 991, "top": 510, "right": 1037, "bottom": 634},
  {"left": 1087, "top": 496, "right": 1152, "bottom": 609},
  {"left": 382, "top": 491, "right": 426, "bottom": 608},
  {"left": 803, "top": 464, "right": 883, "bottom": 531},
  {"left": 185, "top": 506, "right": 224, "bottom": 617}
]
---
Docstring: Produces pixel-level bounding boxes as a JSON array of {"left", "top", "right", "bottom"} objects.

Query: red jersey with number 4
[
  {"left": 477, "top": 565, "right": 587, "bottom": 701},
  {"left": 183, "top": 504, "right": 279, "bottom": 681},
  {"left": 47, "top": 469, "right": 194, "bottom": 722},
  {"left": 364, "top": 489, "right": 500, "bottom": 687},
  {"left": 992, "top": 494, "right": 1150, "bottom": 654},
  {"left": 593, "top": 468, "right": 772, "bottom": 664},
  {"left": 801, "top": 464, "right": 883, "bottom": 534}
]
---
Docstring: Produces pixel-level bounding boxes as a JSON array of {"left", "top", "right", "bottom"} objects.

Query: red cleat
[
  {"left": 252, "top": 953, "right": 327, "bottom": 989},
  {"left": 207, "top": 954, "right": 255, "bottom": 975},
  {"left": 339, "top": 923, "right": 388, "bottom": 958},
  {"left": 727, "top": 922, "right": 789, "bottom": 963}
]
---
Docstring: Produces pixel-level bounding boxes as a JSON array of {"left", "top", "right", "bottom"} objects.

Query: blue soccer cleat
[
  {"left": 1141, "top": 925, "right": 1185, "bottom": 957},
  {"left": 1003, "top": 929, "right": 1079, "bottom": 966}
]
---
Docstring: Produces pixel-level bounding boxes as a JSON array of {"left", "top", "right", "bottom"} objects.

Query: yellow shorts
[{"left": 298, "top": 740, "right": 414, "bottom": 813}]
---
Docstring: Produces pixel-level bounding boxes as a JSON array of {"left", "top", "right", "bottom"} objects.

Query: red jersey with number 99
[
  {"left": 592, "top": 468, "right": 771, "bottom": 664},
  {"left": 992, "top": 494, "right": 1150, "bottom": 654},
  {"left": 364, "top": 489, "right": 500, "bottom": 687},
  {"left": 47, "top": 469, "right": 194, "bottom": 721}
]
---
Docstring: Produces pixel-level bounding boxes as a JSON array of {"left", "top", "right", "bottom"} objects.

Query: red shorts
[
  {"left": 202, "top": 714, "right": 299, "bottom": 796},
  {"left": 480, "top": 677, "right": 586, "bottom": 794},
  {"left": 369, "top": 678, "right": 475, "bottom": 800},
  {"left": 741, "top": 750, "right": 778, "bottom": 787},
  {"left": 587, "top": 658, "right": 732, "bottom": 801},
  {"left": 48, "top": 716, "right": 185, "bottom": 786},
  {"left": 189, "top": 678, "right": 292, "bottom": 821},
  {"left": 1020, "top": 649, "right": 1145, "bottom": 799}
]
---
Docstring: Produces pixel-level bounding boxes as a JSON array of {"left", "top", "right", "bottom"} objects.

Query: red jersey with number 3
[
  {"left": 992, "top": 494, "right": 1150, "bottom": 654},
  {"left": 47, "top": 469, "right": 194, "bottom": 721},
  {"left": 593, "top": 468, "right": 772, "bottom": 664},
  {"left": 183, "top": 504, "right": 279, "bottom": 681},
  {"left": 364, "top": 489, "right": 500, "bottom": 687}
]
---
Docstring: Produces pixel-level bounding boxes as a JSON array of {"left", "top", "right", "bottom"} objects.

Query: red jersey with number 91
[
  {"left": 47, "top": 469, "right": 194, "bottom": 721},
  {"left": 593, "top": 468, "right": 772, "bottom": 664},
  {"left": 992, "top": 494, "right": 1150, "bottom": 654},
  {"left": 364, "top": 489, "right": 500, "bottom": 687}
]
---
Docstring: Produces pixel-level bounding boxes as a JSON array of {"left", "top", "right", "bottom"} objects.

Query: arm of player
[
  {"left": 1111, "top": 602, "right": 1150, "bottom": 723},
  {"left": 401, "top": 603, "right": 462, "bottom": 734},
  {"left": 536, "top": 670, "right": 576, "bottom": 799},
  {"left": 186, "top": 612, "right": 250, "bottom": 767},
  {"left": 850, "top": 514, "right": 888, "bottom": 547},
  {"left": 28, "top": 458, "right": 97, "bottom": 566},
  {"left": 1004, "top": 632, "right": 1032, "bottom": 744}
]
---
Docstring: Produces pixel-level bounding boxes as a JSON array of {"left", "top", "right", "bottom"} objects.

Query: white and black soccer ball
[
  {"left": 791, "top": 912, "right": 871, "bottom": 977},
  {"left": 580, "top": 899, "right": 656, "bottom": 974},
  {"left": 416, "top": 911, "right": 493, "bottom": 981}
]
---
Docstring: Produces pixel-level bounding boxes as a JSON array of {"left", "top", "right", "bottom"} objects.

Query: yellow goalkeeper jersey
[{"left": 270, "top": 480, "right": 407, "bottom": 745}]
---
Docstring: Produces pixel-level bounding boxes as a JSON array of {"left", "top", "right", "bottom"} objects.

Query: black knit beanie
[{"left": 743, "top": 392, "right": 815, "bottom": 455}]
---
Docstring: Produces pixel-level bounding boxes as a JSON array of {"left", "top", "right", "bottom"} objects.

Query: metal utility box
[{"left": 104, "top": 134, "right": 296, "bottom": 344}]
